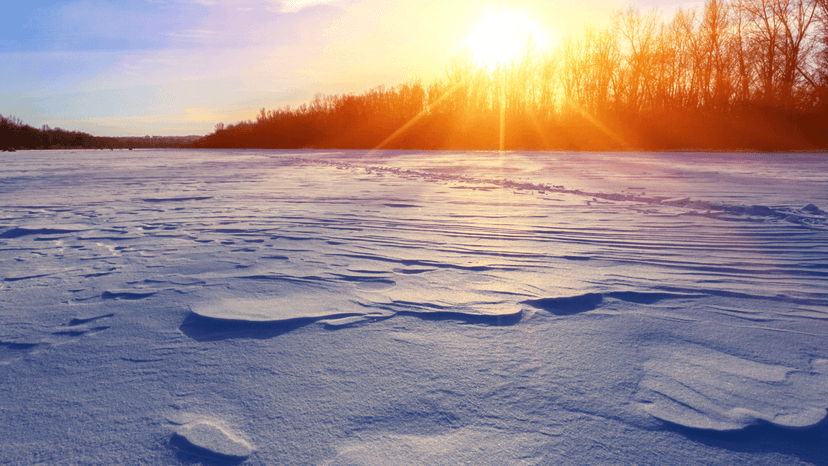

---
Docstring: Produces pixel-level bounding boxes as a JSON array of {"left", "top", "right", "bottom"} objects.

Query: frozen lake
[{"left": 2, "top": 149, "right": 828, "bottom": 465}]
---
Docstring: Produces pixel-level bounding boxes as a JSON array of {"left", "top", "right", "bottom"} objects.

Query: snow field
[{"left": 1, "top": 149, "right": 827, "bottom": 465}]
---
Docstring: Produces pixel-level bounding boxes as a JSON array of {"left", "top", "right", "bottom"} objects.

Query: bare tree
[
  {"left": 613, "top": 7, "right": 660, "bottom": 112},
  {"left": 700, "top": 0, "right": 734, "bottom": 109},
  {"left": 730, "top": 2, "right": 757, "bottom": 105},
  {"left": 738, "top": 0, "right": 784, "bottom": 104},
  {"left": 560, "top": 35, "right": 587, "bottom": 112},
  {"left": 771, "top": 0, "right": 820, "bottom": 108}
]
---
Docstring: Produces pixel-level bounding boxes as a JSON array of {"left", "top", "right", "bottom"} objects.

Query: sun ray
[{"left": 370, "top": 82, "right": 463, "bottom": 152}]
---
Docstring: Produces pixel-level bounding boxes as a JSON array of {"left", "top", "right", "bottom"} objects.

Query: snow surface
[{"left": 1, "top": 149, "right": 827, "bottom": 465}]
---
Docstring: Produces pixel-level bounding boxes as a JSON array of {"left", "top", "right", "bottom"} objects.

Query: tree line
[
  {"left": 0, "top": 114, "right": 201, "bottom": 151},
  {"left": 195, "top": 0, "right": 828, "bottom": 151},
  {"left": 1, "top": 114, "right": 113, "bottom": 150}
]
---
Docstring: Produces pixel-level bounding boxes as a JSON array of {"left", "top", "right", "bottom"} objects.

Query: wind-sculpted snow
[
  {"left": 171, "top": 421, "right": 252, "bottom": 461},
  {"left": 637, "top": 348, "right": 828, "bottom": 431},
  {"left": 521, "top": 291, "right": 700, "bottom": 315},
  {"left": 1, "top": 149, "right": 827, "bottom": 465},
  {"left": 190, "top": 295, "right": 367, "bottom": 322},
  {"left": 523, "top": 293, "right": 605, "bottom": 314}
]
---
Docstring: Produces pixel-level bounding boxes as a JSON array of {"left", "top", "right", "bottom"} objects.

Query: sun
[{"left": 464, "top": 8, "right": 551, "bottom": 67}]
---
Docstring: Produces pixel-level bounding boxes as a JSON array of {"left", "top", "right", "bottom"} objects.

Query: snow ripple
[
  {"left": 304, "top": 156, "right": 828, "bottom": 228},
  {"left": 2, "top": 150, "right": 828, "bottom": 464}
]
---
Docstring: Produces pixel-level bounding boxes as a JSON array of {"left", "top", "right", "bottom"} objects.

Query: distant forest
[
  {"left": 195, "top": 0, "right": 828, "bottom": 151},
  {"left": 0, "top": 114, "right": 200, "bottom": 151}
]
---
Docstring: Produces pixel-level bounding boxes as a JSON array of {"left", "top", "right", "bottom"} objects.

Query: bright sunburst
[{"left": 464, "top": 8, "right": 550, "bottom": 67}]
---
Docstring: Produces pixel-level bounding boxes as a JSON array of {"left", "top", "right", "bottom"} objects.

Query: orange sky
[{"left": 1, "top": 0, "right": 701, "bottom": 136}]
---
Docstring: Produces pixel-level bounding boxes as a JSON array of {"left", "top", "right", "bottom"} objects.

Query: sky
[{"left": 1, "top": 0, "right": 701, "bottom": 137}]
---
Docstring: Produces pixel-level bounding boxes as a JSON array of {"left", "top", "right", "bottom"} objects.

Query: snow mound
[
  {"left": 190, "top": 295, "right": 367, "bottom": 323},
  {"left": 802, "top": 203, "right": 826, "bottom": 215},
  {"left": 637, "top": 346, "right": 828, "bottom": 431},
  {"left": 171, "top": 421, "right": 252, "bottom": 461}
]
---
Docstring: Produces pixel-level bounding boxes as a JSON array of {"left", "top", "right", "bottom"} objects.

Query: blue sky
[{"left": 1, "top": 0, "right": 698, "bottom": 136}]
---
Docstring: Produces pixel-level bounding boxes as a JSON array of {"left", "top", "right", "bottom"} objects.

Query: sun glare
[{"left": 464, "top": 9, "right": 550, "bottom": 67}]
